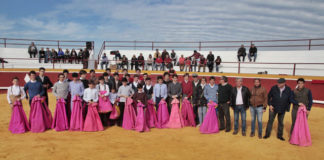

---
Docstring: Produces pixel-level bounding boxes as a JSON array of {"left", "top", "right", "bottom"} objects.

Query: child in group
[
  {"left": 83, "top": 80, "right": 103, "bottom": 132},
  {"left": 109, "top": 87, "right": 119, "bottom": 123},
  {"left": 133, "top": 84, "right": 149, "bottom": 132},
  {"left": 7, "top": 77, "right": 29, "bottom": 134},
  {"left": 96, "top": 76, "right": 112, "bottom": 127},
  {"left": 69, "top": 72, "right": 85, "bottom": 131}
]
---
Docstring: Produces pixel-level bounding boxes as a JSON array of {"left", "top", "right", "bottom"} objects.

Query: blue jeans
[
  {"left": 198, "top": 106, "right": 207, "bottom": 125},
  {"left": 248, "top": 52, "right": 257, "bottom": 62},
  {"left": 234, "top": 105, "right": 246, "bottom": 132},
  {"left": 250, "top": 106, "right": 263, "bottom": 135}
]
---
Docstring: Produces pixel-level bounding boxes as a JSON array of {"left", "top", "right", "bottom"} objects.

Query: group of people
[
  {"left": 7, "top": 67, "right": 312, "bottom": 146},
  {"left": 101, "top": 49, "right": 223, "bottom": 73},
  {"left": 237, "top": 44, "right": 258, "bottom": 62},
  {"left": 28, "top": 42, "right": 90, "bottom": 65}
]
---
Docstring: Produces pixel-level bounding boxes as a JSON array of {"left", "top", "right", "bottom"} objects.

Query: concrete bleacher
[
  {"left": 0, "top": 48, "right": 84, "bottom": 69},
  {"left": 100, "top": 50, "right": 324, "bottom": 76}
]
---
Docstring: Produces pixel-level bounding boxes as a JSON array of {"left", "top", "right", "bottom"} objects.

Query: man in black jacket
[
  {"left": 36, "top": 67, "right": 53, "bottom": 106},
  {"left": 237, "top": 44, "right": 246, "bottom": 62},
  {"left": 206, "top": 51, "right": 215, "bottom": 72},
  {"left": 218, "top": 76, "right": 232, "bottom": 132},
  {"left": 264, "top": 78, "right": 299, "bottom": 141},
  {"left": 231, "top": 77, "right": 251, "bottom": 136},
  {"left": 192, "top": 73, "right": 201, "bottom": 125},
  {"left": 248, "top": 44, "right": 257, "bottom": 62}
]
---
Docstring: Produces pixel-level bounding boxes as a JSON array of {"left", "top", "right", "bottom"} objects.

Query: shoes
[
  {"left": 263, "top": 135, "right": 270, "bottom": 139},
  {"left": 250, "top": 132, "right": 255, "bottom": 137},
  {"left": 258, "top": 134, "right": 262, "bottom": 139},
  {"left": 219, "top": 127, "right": 225, "bottom": 131},
  {"left": 233, "top": 130, "right": 238, "bottom": 135},
  {"left": 242, "top": 132, "right": 246, "bottom": 136},
  {"left": 277, "top": 136, "right": 285, "bottom": 141},
  {"left": 225, "top": 129, "right": 231, "bottom": 132}
]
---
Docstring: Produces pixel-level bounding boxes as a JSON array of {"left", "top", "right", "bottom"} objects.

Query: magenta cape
[
  {"left": 145, "top": 100, "right": 157, "bottom": 128},
  {"left": 52, "top": 98, "right": 69, "bottom": 131},
  {"left": 29, "top": 97, "right": 52, "bottom": 133},
  {"left": 290, "top": 105, "right": 312, "bottom": 147},
  {"left": 135, "top": 102, "right": 150, "bottom": 132},
  {"left": 122, "top": 98, "right": 136, "bottom": 130},
  {"left": 9, "top": 101, "right": 30, "bottom": 134},
  {"left": 98, "top": 91, "right": 113, "bottom": 113},
  {"left": 156, "top": 99, "right": 169, "bottom": 128},
  {"left": 166, "top": 98, "right": 184, "bottom": 128},
  {"left": 181, "top": 99, "right": 196, "bottom": 127},
  {"left": 83, "top": 102, "right": 104, "bottom": 132},
  {"left": 70, "top": 96, "right": 83, "bottom": 131},
  {"left": 200, "top": 101, "right": 219, "bottom": 134}
]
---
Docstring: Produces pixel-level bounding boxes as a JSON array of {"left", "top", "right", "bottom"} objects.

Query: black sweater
[{"left": 218, "top": 83, "right": 233, "bottom": 103}]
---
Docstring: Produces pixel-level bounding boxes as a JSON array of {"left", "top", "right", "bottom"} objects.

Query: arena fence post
[
  {"left": 199, "top": 42, "right": 201, "bottom": 51},
  {"left": 57, "top": 41, "right": 60, "bottom": 50},
  {"left": 293, "top": 63, "right": 296, "bottom": 76},
  {"left": 152, "top": 42, "right": 154, "bottom": 50},
  {"left": 308, "top": 39, "right": 312, "bottom": 50},
  {"left": 238, "top": 62, "right": 241, "bottom": 74},
  {"left": 4, "top": 38, "right": 6, "bottom": 48}
]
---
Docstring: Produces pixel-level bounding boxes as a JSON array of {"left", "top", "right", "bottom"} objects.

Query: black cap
[{"left": 277, "top": 78, "right": 286, "bottom": 83}]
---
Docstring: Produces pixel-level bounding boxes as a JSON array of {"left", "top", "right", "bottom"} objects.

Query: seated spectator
[
  {"left": 45, "top": 48, "right": 51, "bottom": 63},
  {"left": 28, "top": 42, "right": 37, "bottom": 58},
  {"left": 138, "top": 53, "right": 145, "bottom": 70},
  {"left": 131, "top": 54, "right": 138, "bottom": 70},
  {"left": 101, "top": 53, "right": 108, "bottom": 70},
  {"left": 164, "top": 54, "right": 172, "bottom": 70},
  {"left": 189, "top": 50, "right": 201, "bottom": 72},
  {"left": 38, "top": 48, "right": 45, "bottom": 63},
  {"left": 207, "top": 51, "right": 215, "bottom": 72},
  {"left": 155, "top": 55, "right": 163, "bottom": 71},
  {"left": 70, "top": 49, "right": 77, "bottom": 64},
  {"left": 121, "top": 55, "right": 128, "bottom": 69},
  {"left": 51, "top": 49, "right": 58, "bottom": 63},
  {"left": 0, "top": 57, "right": 8, "bottom": 63},
  {"left": 170, "top": 49, "right": 177, "bottom": 66},
  {"left": 237, "top": 44, "right": 246, "bottom": 62},
  {"left": 115, "top": 50, "right": 121, "bottom": 61},
  {"left": 191, "top": 57, "right": 197, "bottom": 72},
  {"left": 153, "top": 49, "right": 160, "bottom": 68},
  {"left": 178, "top": 55, "right": 185, "bottom": 72},
  {"left": 185, "top": 57, "right": 191, "bottom": 72},
  {"left": 64, "top": 49, "right": 70, "bottom": 63},
  {"left": 57, "top": 48, "right": 64, "bottom": 63},
  {"left": 77, "top": 49, "right": 83, "bottom": 64},
  {"left": 248, "top": 44, "right": 257, "bottom": 62},
  {"left": 169, "top": 66, "right": 176, "bottom": 77},
  {"left": 161, "top": 49, "right": 169, "bottom": 61},
  {"left": 215, "top": 56, "right": 222, "bottom": 72},
  {"left": 146, "top": 54, "right": 153, "bottom": 71},
  {"left": 198, "top": 55, "right": 206, "bottom": 72}
]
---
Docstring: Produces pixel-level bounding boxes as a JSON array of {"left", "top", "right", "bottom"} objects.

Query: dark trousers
[
  {"left": 193, "top": 104, "right": 199, "bottom": 125},
  {"left": 155, "top": 97, "right": 163, "bottom": 110},
  {"left": 237, "top": 55, "right": 246, "bottom": 62},
  {"left": 208, "top": 64, "right": 214, "bottom": 72},
  {"left": 117, "top": 102, "right": 125, "bottom": 126},
  {"left": 265, "top": 111, "right": 285, "bottom": 137},
  {"left": 29, "top": 52, "right": 36, "bottom": 58},
  {"left": 218, "top": 103, "right": 231, "bottom": 131},
  {"left": 99, "top": 112, "right": 111, "bottom": 127}
]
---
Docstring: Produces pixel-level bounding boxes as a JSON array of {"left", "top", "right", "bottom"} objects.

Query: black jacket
[
  {"left": 268, "top": 85, "right": 298, "bottom": 113},
  {"left": 196, "top": 85, "right": 207, "bottom": 106},
  {"left": 192, "top": 81, "right": 201, "bottom": 105},
  {"left": 249, "top": 47, "right": 257, "bottom": 55},
  {"left": 238, "top": 47, "right": 246, "bottom": 56},
  {"left": 36, "top": 76, "right": 53, "bottom": 97},
  {"left": 230, "top": 86, "right": 251, "bottom": 109}
]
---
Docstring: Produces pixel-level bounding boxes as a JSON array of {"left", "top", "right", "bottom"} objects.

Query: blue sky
[{"left": 1, "top": 0, "right": 324, "bottom": 51}]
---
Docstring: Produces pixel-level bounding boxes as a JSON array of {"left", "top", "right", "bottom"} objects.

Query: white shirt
[
  {"left": 280, "top": 86, "right": 286, "bottom": 97},
  {"left": 7, "top": 85, "right": 26, "bottom": 104},
  {"left": 236, "top": 87, "right": 243, "bottom": 105},
  {"left": 83, "top": 88, "right": 99, "bottom": 102},
  {"left": 194, "top": 81, "right": 199, "bottom": 87},
  {"left": 146, "top": 85, "right": 152, "bottom": 90},
  {"left": 96, "top": 84, "right": 110, "bottom": 96}
]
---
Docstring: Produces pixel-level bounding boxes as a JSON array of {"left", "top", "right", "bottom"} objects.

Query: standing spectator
[
  {"left": 38, "top": 48, "right": 45, "bottom": 63},
  {"left": 248, "top": 44, "right": 257, "bottom": 62},
  {"left": 58, "top": 48, "right": 64, "bottom": 63},
  {"left": 198, "top": 55, "right": 206, "bottom": 72},
  {"left": 114, "top": 50, "right": 121, "bottom": 61},
  {"left": 164, "top": 54, "right": 172, "bottom": 70},
  {"left": 82, "top": 48, "right": 90, "bottom": 69},
  {"left": 249, "top": 78, "right": 268, "bottom": 138},
  {"left": 64, "top": 49, "right": 70, "bottom": 63},
  {"left": 138, "top": 53, "right": 145, "bottom": 70},
  {"left": 131, "top": 54, "right": 138, "bottom": 70},
  {"left": 51, "top": 49, "right": 58, "bottom": 63},
  {"left": 218, "top": 76, "right": 232, "bottom": 132},
  {"left": 161, "top": 49, "right": 169, "bottom": 61},
  {"left": 153, "top": 76, "right": 168, "bottom": 109},
  {"left": 121, "top": 55, "right": 128, "bottom": 69},
  {"left": 36, "top": 67, "right": 53, "bottom": 106},
  {"left": 155, "top": 55, "right": 163, "bottom": 71},
  {"left": 264, "top": 78, "right": 298, "bottom": 141},
  {"left": 170, "top": 50, "right": 177, "bottom": 66},
  {"left": 215, "top": 56, "right": 222, "bottom": 72},
  {"left": 45, "top": 48, "right": 51, "bottom": 63},
  {"left": 100, "top": 53, "right": 108, "bottom": 70},
  {"left": 207, "top": 51, "right": 215, "bottom": 72},
  {"left": 70, "top": 49, "right": 77, "bottom": 64},
  {"left": 290, "top": 78, "right": 313, "bottom": 136},
  {"left": 146, "top": 54, "right": 153, "bottom": 70},
  {"left": 77, "top": 49, "right": 83, "bottom": 64},
  {"left": 237, "top": 45, "right": 246, "bottom": 62},
  {"left": 231, "top": 78, "right": 251, "bottom": 136},
  {"left": 178, "top": 55, "right": 185, "bottom": 72},
  {"left": 185, "top": 58, "right": 191, "bottom": 72},
  {"left": 28, "top": 42, "right": 37, "bottom": 58},
  {"left": 153, "top": 49, "right": 160, "bottom": 69},
  {"left": 189, "top": 50, "right": 201, "bottom": 71}
]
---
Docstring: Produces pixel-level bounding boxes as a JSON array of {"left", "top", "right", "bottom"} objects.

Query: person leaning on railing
[
  {"left": 198, "top": 55, "right": 206, "bottom": 72},
  {"left": 207, "top": 51, "right": 215, "bottom": 73},
  {"left": 170, "top": 50, "right": 177, "bottom": 66},
  {"left": 64, "top": 49, "right": 70, "bottom": 63},
  {"left": 51, "top": 49, "right": 58, "bottom": 63}
]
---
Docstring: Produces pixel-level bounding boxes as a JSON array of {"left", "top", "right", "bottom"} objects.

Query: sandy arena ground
[{"left": 0, "top": 93, "right": 323, "bottom": 160}]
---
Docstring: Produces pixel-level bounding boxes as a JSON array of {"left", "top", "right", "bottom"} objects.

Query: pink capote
[
  {"left": 122, "top": 98, "right": 137, "bottom": 130},
  {"left": 200, "top": 101, "right": 219, "bottom": 134},
  {"left": 156, "top": 99, "right": 169, "bottom": 128},
  {"left": 29, "top": 96, "right": 52, "bottom": 133},
  {"left": 109, "top": 103, "right": 120, "bottom": 119},
  {"left": 166, "top": 98, "right": 184, "bottom": 128},
  {"left": 52, "top": 98, "right": 69, "bottom": 131},
  {"left": 70, "top": 95, "right": 83, "bottom": 131},
  {"left": 98, "top": 91, "right": 113, "bottom": 113},
  {"left": 290, "top": 105, "right": 312, "bottom": 147},
  {"left": 83, "top": 102, "right": 104, "bottom": 132},
  {"left": 135, "top": 102, "right": 150, "bottom": 132},
  {"left": 181, "top": 99, "right": 196, "bottom": 127},
  {"left": 145, "top": 100, "right": 157, "bottom": 128},
  {"left": 9, "top": 101, "right": 30, "bottom": 134}
]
